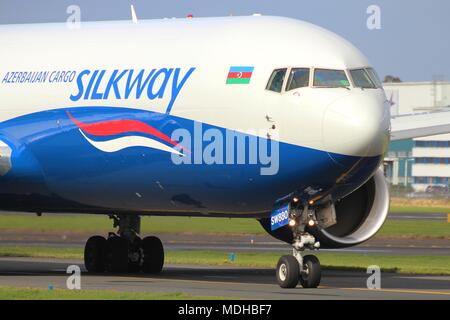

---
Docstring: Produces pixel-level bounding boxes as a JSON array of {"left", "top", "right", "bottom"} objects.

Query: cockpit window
[
  {"left": 350, "top": 69, "right": 377, "bottom": 89},
  {"left": 313, "top": 69, "right": 350, "bottom": 88},
  {"left": 286, "top": 68, "right": 310, "bottom": 91},
  {"left": 366, "top": 68, "right": 383, "bottom": 88},
  {"left": 266, "top": 68, "right": 287, "bottom": 93}
]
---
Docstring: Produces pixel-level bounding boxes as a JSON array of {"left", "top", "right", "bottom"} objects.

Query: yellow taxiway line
[{"left": 342, "top": 287, "right": 450, "bottom": 296}]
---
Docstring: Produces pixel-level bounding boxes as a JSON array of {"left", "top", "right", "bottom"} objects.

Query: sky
[{"left": 0, "top": 0, "right": 448, "bottom": 82}]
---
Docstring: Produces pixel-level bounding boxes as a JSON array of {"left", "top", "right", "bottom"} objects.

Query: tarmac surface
[
  {"left": 0, "top": 211, "right": 449, "bottom": 299},
  {"left": 389, "top": 212, "right": 448, "bottom": 221},
  {"left": 0, "top": 257, "right": 449, "bottom": 300}
]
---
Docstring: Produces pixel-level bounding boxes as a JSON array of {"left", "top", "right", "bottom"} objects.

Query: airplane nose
[{"left": 323, "top": 92, "right": 390, "bottom": 159}]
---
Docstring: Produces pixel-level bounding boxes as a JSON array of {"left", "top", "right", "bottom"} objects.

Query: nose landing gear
[
  {"left": 276, "top": 237, "right": 322, "bottom": 288},
  {"left": 275, "top": 207, "right": 322, "bottom": 289},
  {"left": 84, "top": 214, "right": 164, "bottom": 274}
]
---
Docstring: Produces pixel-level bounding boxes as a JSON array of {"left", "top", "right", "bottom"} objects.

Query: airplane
[{"left": 0, "top": 14, "right": 449, "bottom": 289}]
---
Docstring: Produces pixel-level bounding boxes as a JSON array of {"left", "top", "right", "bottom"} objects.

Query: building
[
  {"left": 384, "top": 80, "right": 450, "bottom": 115},
  {"left": 411, "top": 134, "right": 450, "bottom": 192},
  {"left": 383, "top": 81, "right": 450, "bottom": 190},
  {"left": 384, "top": 139, "right": 413, "bottom": 186}
]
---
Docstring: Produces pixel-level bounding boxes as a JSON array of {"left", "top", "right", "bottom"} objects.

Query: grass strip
[
  {"left": 0, "top": 286, "right": 228, "bottom": 300},
  {"left": 0, "top": 215, "right": 448, "bottom": 239}
]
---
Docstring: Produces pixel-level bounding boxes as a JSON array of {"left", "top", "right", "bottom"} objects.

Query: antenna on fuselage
[{"left": 130, "top": 4, "right": 138, "bottom": 24}]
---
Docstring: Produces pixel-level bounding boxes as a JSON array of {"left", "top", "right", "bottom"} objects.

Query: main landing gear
[
  {"left": 84, "top": 215, "right": 164, "bottom": 274},
  {"left": 276, "top": 207, "right": 322, "bottom": 289}
]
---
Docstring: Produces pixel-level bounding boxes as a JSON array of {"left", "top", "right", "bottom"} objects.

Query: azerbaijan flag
[{"left": 226, "top": 66, "right": 254, "bottom": 84}]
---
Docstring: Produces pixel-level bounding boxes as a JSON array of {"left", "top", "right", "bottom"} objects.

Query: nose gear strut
[{"left": 276, "top": 205, "right": 322, "bottom": 288}]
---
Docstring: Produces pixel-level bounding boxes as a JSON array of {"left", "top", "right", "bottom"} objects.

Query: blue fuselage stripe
[{"left": 0, "top": 107, "right": 382, "bottom": 215}]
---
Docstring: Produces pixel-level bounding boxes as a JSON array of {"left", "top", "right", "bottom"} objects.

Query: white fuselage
[{"left": 0, "top": 16, "right": 390, "bottom": 158}]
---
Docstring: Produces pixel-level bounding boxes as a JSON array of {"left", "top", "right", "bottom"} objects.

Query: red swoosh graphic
[{"left": 66, "top": 111, "right": 189, "bottom": 153}]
